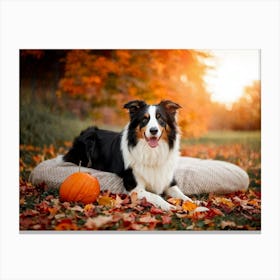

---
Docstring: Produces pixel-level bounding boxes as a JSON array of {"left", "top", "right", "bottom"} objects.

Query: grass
[
  {"left": 182, "top": 130, "right": 261, "bottom": 147},
  {"left": 20, "top": 101, "right": 93, "bottom": 147}
]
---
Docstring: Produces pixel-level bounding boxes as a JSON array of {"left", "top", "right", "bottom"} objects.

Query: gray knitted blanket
[{"left": 29, "top": 156, "right": 249, "bottom": 195}]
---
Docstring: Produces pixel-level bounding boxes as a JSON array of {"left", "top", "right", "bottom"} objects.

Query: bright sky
[{"left": 204, "top": 50, "right": 260, "bottom": 106}]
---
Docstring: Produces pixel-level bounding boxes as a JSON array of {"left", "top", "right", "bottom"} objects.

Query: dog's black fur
[{"left": 63, "top": 126, "right": 125, "bottom": 174}]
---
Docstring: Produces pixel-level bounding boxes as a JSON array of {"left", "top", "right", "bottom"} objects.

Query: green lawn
[{"left": 182, "top": 130, "right": 260, "bottom": 147}]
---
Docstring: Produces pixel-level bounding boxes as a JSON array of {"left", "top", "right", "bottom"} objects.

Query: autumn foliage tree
[
  {"left": 209, "top": 80, "right": 261, "bottom": 131},
  {"left": 230, "top": 80, "right": 261, "bottom": 130},
  {"left": 57, "top": 50, "right": 212, "bottom": 137},
  {"left": 21, "top": 50, "right": 260, "bottom": 139}
]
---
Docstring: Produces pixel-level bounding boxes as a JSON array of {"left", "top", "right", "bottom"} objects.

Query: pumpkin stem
[{"left": 79, "top": 160, "right": 82, "bottom": 172}]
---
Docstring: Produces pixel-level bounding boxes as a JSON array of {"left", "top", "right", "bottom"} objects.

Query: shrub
[{"left": 20, "top": 101, "right": 92, "bottom": 147}]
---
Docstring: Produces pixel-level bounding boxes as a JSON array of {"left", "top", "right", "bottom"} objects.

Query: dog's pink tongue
[{"left": 147, "top": 137, "right": 159, "bottom": 148}]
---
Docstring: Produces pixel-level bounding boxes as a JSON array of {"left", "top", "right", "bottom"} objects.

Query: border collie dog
[{"left": 63, "top": 100, "right": 193, "bottom": 210}]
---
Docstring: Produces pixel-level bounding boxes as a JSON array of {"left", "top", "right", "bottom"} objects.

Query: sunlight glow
[{"left": 204, "top": 50, "right": 260, "bottom": 106}]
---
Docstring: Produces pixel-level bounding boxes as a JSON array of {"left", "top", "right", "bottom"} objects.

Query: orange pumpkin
[{"left": 59, "top": 172, "right": 100, "bottom": 204}]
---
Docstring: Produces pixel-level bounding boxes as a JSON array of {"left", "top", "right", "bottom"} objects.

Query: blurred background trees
[
  {"left": 209, "top": 80, "right": 261, "bottom": 131},
  {"left": 20, "top": 49, "right": 260, "bottom": 145}
]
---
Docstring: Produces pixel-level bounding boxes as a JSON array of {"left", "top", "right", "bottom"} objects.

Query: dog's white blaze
[
  {"left": 121, "top": 126, "right": 180, "bottom": 195},
  {"left": 145, "top": 105, "right": 161, "bottom": 138}
]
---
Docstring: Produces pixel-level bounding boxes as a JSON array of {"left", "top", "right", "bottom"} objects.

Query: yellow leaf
[
  {"left": 248, "top": 199, "right": 260, "bottom": 207},
  {"left": 84, "top": 204, "right": 95, "bottom": 211},
  {"left": 97, "top": 196, "right": 115, "bottom": 207},
  {"left": 48, "top": 207, "right": 58, "bottom": 218},
  {"left": 167, "top": 197, "right": 182, "bottom": 206},
  {"left": 213, "top": 197, "right": 234, "bottom": 208},
  {"left": 20, "top": 198, "right": 25, "bottom": 205},
  {"left": 182, "top": 201, "right": 198, "bottom": 212}
]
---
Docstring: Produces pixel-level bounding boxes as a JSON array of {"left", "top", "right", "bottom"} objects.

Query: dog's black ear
[
  {"left": 123, "top": 100, "right": 147, "bottom": 118},
  {"left": 159, "top": 100, "right": 182, "bottom": 116}
]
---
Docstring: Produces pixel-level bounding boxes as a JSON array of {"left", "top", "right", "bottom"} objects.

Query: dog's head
[{"left": 123, "top": 100, "right": 181, "bottom": 148}]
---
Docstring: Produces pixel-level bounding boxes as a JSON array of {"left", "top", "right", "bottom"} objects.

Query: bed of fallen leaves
[{"left": 20, "top": 142, "right": 261, "bottom": 231}]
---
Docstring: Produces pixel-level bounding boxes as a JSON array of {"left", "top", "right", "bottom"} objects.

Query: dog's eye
[
  {"left": 141, "top": 117, "right": 149, "bottom": 126},
  {"left": 156, "top": 114, "right": 166, "bottom": 126},
  {"left": 158, "top": 119, "right": 166, "bottom": 127}
]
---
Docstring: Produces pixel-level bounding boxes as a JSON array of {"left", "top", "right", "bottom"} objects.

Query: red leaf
[
  {"left": 150, "top": 206, "right": 164, "bottom": 214},
  {"left": 161, "top": 215, "right": 172, "bottom": 224}
]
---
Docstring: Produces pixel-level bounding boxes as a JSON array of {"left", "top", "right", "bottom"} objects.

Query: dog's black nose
[{"left": 149, "top": 127, "right": 158, "bottom": 135}]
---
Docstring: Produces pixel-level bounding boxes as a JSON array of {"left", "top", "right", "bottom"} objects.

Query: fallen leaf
[
  {"left": 62, "top": 202, "right": 71, "bottom": 209},
  {"left": 130, "top": 223, "right": 148, "bottom": 230},
  {"left": 55, "top": 219, "right": 78, "bottom": 230},
  {"left": 84, "top": 204, "right": 95, "bottom": 217},
  {"left": 70, "top": 205, "right": 84, "bottom": 212},
  {"left": 130, "top": 192, "right": 139, "bottom": 207},
  {"left": 85, "top": 216, "right": 113, "bottom": 229},
  {"left": 114, "top": 195, "right": 123, "bottom": 208},
  {"left": 122, "top": 212, "right": 136, "bottom": 223},
  {"left": 139, "top": 213, "right": 158, "bottom": 223},
  {"left": 182, "top": 201, "right": 198, "bottom": 212},
  {"left": 20, "top": 198, "right": 25, "bottom": 205},
  {"left": 139, "top": 197, "right": 154, "bottom": 207},
  {"left": 194, "top": 206, "right": 209, "bottom": 213},
  {"left": 36, "top": 201, "right": 50, "bottom": 213},
  {"left": 248, "top": 199, "right": 260, "bottom": 207},
  {"left": 48, "top": 207, "right": 58, "bottom": 218},
  {"left": 55, "top": 213, "right": 66, "bottom": 220},
  {"left": 221, "top": 220, "right": 236, "bottom": 229},
  {"left": 167, "top": 197, "right": 182, "bottom": 206},
  {"left": 213, "top": 197, "right": 235, "bottom": 208},
  {"left": 45, "top": 195, "right": 54, "bottom": 201},
  {"left": 22, "top": 209, "right": 39, "bottom": 217},
  {"left": 32, "top": 224, "right": 42, "bottom": 230},
  {"left": 161, "top": 215, "right": 172, "bottom": 224},
  {"left": 208, "top": 208, "right": 224, "bottom": 217},
  {"left": 150, "top": 206, "right": 164, "bottom": 214},
  {"left": 97, "top": 196, "right": 115, "bottom": 207}
]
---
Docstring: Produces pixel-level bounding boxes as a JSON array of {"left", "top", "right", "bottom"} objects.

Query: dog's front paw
[
  {"left": 157, "top": 201, "right": 176, "bottom": 212},
  {"left": 193, "top": 200, "right": 201, "bottom": 206}
]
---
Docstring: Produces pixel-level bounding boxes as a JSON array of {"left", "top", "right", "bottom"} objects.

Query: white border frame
[{"left": 1, "top": 1, "right": 279, "bottom": 279}]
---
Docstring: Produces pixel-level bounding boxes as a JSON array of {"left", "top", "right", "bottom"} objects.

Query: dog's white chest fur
[{"left": 121, "top": 127, "right": 180, "bottom": 195}]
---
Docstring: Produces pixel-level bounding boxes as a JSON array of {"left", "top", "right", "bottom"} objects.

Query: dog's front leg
[
  {"left": 165, "top": 185, "right": 194, "bottom": 202},
  {"left": 130, "top": 186, "right": 175, "bottom": 211}
]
